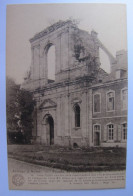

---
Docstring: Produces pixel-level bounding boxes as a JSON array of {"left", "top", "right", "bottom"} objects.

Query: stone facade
[{"left": 22, "top": 20, "right": 127, "bottom": 148}]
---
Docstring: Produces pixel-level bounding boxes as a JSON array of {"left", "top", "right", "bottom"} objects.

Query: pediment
[
  {"left": 39, "top": 99, "right": 57, "bottom": 109},
  {"left": 71, "top": 97, "right": 82, "bottom": 104}
]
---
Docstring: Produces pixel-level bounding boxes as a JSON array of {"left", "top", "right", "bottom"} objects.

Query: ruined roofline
[
  {"left": 29, "top": 20, "right": 75, "bottom": 43},
  {"left": 29, "top": 19, "right": 116, "bottom": 66}
]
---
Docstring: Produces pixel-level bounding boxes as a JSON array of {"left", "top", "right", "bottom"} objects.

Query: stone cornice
[
  {"left": 29, "top": 20, "right": 74, "bottom": 43},
  {"left": 32, "top": 76, "right": 127, "bottom": 96},
  {"left": 91, "top": 78, "right": 127, "bottom": 89},
  {"left": 33, "top": 75, "right": 94, "bottom": 94}
]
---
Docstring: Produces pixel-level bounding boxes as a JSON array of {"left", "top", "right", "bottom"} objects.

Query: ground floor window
[
  {"left": 122, "top": 123, "right": 127, "bottom": 140},
  {"left": 93, "top": 124, "right": 100, "bottom": 146},
  {"left": 107, "top": 124, "right": 114, "bottom": 140}
]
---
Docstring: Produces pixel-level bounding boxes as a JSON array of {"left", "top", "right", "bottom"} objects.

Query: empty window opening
[
  {"left": 47, "top": 45, "right": 55, "bottom": 83},
  {"left": 74, "top": 104, "right": 80, "bottom": 128}
]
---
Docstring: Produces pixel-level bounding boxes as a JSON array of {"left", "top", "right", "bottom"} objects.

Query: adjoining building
[{"left": 22, "top": 20, "right": 127, "bottom": 148}]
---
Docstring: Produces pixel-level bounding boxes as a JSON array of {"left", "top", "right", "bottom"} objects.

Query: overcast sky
[{"left": 6, "top": 3, "right": 127, "bottom": 84}]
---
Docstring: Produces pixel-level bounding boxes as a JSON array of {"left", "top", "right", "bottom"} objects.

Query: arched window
[
  {"left": 47, "top": 45, "right": 55, "bottom": 83},
  {"left": 74, "top": 104, "right": 80, "bottom": 128},
  {"left": 94, "top": 124, "right": 100, "bottom": 132}
]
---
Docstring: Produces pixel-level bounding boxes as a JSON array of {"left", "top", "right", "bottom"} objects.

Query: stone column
[
  {"left": 39, "top": 44, "right": 46, "bottom": 87},
  {"left": 33, "top": 46, "right": 40, "bottom": 80},
  {"left": 56, "top": 96, "right": 62, "bottom": 136},
  {"left": 56, "top": 34, "right": 61, "bottom": 75},
  {"left": 30, "top": 47, "right": 34, "bottom": 80},
  {"left": 64, "top": 94, "right": 69, "bottom": 136},
  {"left": 60, "top": 30, "right": 69, "bottom": 70},
  {"left": 81, "top": 91, "right": 87, "bottom": 138},
  {"left": 88, "top": 89, "right": 93, "bottom": 146}
]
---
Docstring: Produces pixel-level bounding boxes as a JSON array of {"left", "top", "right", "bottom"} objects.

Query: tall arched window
[
  {"left": 47, "top": 45, "right": 55, "bottom": 83},
  {"left": 74, "top": 104, "right": 80, "bottom": 128}
]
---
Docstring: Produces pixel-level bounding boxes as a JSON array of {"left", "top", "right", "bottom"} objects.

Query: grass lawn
[{"left": 8, "top": 145, "right": 126, "bottom": 172}]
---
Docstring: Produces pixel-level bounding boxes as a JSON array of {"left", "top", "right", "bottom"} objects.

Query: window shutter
[
  {"left": 114, "top": 124, "right": 117, "bottom": 141},
  {"left": 118, "top": 125, "right": 121, "bottom": 141},
  {"left": 103, "top": 125, "right": 107, "bottom": 142}
]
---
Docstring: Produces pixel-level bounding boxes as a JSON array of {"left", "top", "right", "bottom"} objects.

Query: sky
[{"left": 6, "top": 3, "right": 127, "bottom": 84}]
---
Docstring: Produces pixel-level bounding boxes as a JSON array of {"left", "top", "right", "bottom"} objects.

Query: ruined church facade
[{"left": 22, "top": 20, "right": 127, "bottom": 148}]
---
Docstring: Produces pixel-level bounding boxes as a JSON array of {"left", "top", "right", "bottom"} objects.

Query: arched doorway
[{"left": 45, "top": 115, "right": 54, "bottom": 145}]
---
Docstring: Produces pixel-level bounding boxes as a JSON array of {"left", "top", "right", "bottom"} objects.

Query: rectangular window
[
  {"left": 108, "top": 124, "right": 114, "bottom": 140},
  {"left": 122, "top": 89, "right": 127, "bottom": 110},
  {"left": 94, "top": 94, "right": 100, "bottom": 113},
  {"left": 107, "top": 92, "right": 115, "bottom": 111},
  {"left": 74, "top": 104, "right": 80, "bottom": 128},
  {"left": 122, "top": 123, "right": 127, "bottom": 140}
]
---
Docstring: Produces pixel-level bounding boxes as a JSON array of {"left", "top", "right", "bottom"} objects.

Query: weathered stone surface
[{"left": 21, "top": 20, "right": 127, "bottom": 147}]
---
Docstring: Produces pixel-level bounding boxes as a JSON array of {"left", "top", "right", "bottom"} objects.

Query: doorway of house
[{"left": 94, "top": 132, "right": 100, "bottom": 146}]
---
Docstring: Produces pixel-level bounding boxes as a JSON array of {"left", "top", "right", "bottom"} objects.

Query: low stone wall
[
  {"left": 7, "top": 144, "right": 44, "bottom": 153},
  {"left": 101, "top": 142, "right": 127, "bottom": 148}
]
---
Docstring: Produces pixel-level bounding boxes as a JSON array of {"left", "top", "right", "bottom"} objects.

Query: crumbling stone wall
[
  {"left": 21, "top": 20, "right": 127, "bottom": 147},
  {"left": 22, "top": 20, "right": 110, "bottom": 91}
]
